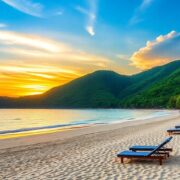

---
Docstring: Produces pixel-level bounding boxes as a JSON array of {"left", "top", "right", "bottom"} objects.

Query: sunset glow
[{"left": 0, "top": 0, "right": 179, "bottom": 97}]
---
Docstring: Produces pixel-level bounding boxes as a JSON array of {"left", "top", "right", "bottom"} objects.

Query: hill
[
  {"left": 0, "top": 60, "right": 179, "bottom": 108},
  {"left": 36, "top": 71, "right": 131, "bottom": 108},
  {"left": 120, "top": 68, "right": 180, "bottom": 108},
  {"left": 119, "top": 60, "right": 180, "bottom": 99}
]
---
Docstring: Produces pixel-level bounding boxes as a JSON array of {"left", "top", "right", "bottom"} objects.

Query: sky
[{"left": 0, "top": 0, "right": 180, "bottom": 97}]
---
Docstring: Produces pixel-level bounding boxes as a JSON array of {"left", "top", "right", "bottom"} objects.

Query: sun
[{"left": 21, "top": 84, "right": 50, "bottom": 96}]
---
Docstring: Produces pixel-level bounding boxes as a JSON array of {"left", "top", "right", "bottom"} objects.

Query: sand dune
[{"left": 0, "top": 114, "right": 179, "bottom": 179}]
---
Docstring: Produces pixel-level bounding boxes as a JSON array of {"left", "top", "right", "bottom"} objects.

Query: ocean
[{"left": 0, "top": 109, "right": 174, "bottom": 139}]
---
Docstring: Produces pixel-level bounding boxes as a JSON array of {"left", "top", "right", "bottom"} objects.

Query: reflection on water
[{"left": 0, "top": 109, "right": 174, "bottom": 137}]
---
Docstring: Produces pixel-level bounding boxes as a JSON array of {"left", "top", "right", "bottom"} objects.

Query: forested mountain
[
  {"left": 0, "top": 60, "right": 179, "bottom": 108},
  {"left": 120, "top": 68, "right": 180, "bottom": 108}
]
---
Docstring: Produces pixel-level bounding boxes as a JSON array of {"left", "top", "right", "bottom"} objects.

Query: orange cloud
[{"left": 131, "top": 31, "right": 180, "bottom": 69}]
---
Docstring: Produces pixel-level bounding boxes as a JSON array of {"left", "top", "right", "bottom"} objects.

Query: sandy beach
[{"left": 0, "top": 113, "right": 179, "bottom": 179}]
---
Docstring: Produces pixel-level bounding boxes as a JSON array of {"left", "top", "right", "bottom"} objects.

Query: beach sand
[{"left": 0, "top": 113, "right": 179, "bottom": 179}]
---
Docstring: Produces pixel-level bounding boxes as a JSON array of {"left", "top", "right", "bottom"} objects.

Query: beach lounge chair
[
  {"left": 117, "top": 137, "right": 173, "bottom": 165},
  {"left": 167, "top": 128, "right": 180, "bottom": 135},
  {"left": 129, "top": 137, "right": 173, "bottom": 155},
  {"left": 175, "top": 125, "right": 180, "bottom": 128}
]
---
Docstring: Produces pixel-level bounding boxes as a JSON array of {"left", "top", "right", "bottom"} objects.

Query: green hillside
[
  {"left": 0, "top": 60, "right": 179, "bottom": 109},
  {"left": 119, "top": 60, "right": 180, "bottom": 99},
  {"left": 120, "top": 68, "right": 180, "bottom": 108},
  {"left": 42, "top": 71, "right": 131, "bottom": 108}
]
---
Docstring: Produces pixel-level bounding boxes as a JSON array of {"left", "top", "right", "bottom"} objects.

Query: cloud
[
  {"left": 0, "top": 30, "right": 118, "bottom": 96},
  {"left": 75, "top": 0, "right": 97, "bottom": 36},
  {"left": 1, "top": 0, "right": 43, "bottom": 17},
  {"left": 131, "top": 31, "right": 180, "bottom": 69},
  {"left": 129, "top": 0, "right": 154, "bottom": 25},
  {"left": 0, "top": 23, "right": 7, "bottom": 28},
  {"left": 0, "top": 30, "right": 111, "bottom": 65},
  {"left": 117, "top": 54, "right": 130, "bottom": 61},
  {"left": 139, "top": 0, "right": 154, "bottom": 10},
  {"left": 86, "top": 26, "right": 95, "bottom": 36},
  {"left": 0, "top": 30, "right": 67, "bottom": 53}
]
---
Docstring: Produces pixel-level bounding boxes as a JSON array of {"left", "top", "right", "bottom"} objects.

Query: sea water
[{"left": 0, "top": 109, "right": 175, "bottom": 138}]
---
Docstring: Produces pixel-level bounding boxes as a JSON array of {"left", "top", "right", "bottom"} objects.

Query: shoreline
[
  {"left": 0, "top": 111, "right": 179, "bottom": 150},
  {"left": 0, "top": 109, "right": 176, "bottom": 142}
]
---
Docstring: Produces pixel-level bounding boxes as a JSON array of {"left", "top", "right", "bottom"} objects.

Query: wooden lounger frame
[
  {"left": 118, "top": 154, "right": 167, "bottom": 165},
  {"left": 167, "top": 131, "right": 180, "bottom": 135},
  {"left": 155, "top": 148, "right": 172, "bottom": 152},
  {"left": 130, "top": 148, "right": 172, "bottom": 159},
  {"left": 131, "top": 148, "right": 172, "bottom": 152}
]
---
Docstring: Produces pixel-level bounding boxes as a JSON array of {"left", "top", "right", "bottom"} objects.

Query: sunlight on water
[{"left": 0, "top": 109, "right": 174, "bottom": 139}]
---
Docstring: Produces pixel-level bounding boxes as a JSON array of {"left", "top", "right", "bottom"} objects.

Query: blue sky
[{"left": 0, "top": 0, "right": 179, "bottom": 96}]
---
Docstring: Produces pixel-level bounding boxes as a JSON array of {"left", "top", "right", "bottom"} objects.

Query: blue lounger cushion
[
  {"left": 117, "top": 137, "right": 173, "bottom": 158},
  {"left": 175, "top": 125, "right": 180, "bottom": 128},
  {"left": 130, "top": 145, "right": 157, "bottom": 151},
  {"left": 117, "top": 151, "right": 150, "bottom": 157},
  {"left": 129, "top": 137, "right": 172, "bottom": 152}
]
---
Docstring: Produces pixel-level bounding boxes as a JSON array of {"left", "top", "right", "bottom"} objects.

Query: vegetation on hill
[
  {"left": 41, "top": 71, "right": 131, "bottom": 108},
  {"left": 0, "top": 60, "right": 179, "bottom": 109},
  {"left": 120, "top": 68, "right": 180, "bottom": 108}
]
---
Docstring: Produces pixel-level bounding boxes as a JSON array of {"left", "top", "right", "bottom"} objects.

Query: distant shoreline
[
  {"left": 0, "top": 110, "right": 179, "bottom": 150},
  {"left": 0, "top": 107, "right": 179, "bottom": 109}
]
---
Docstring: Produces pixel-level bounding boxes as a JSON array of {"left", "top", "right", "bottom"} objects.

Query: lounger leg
[
  {"left": 159, "top": 158, "right": 162, "bottom": 165},
  {"left": 168, "top": 132, "right": 172, "bottom": 136},
  {"left": 121, "top": 157, "right": 124, "bottom": 163}
]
